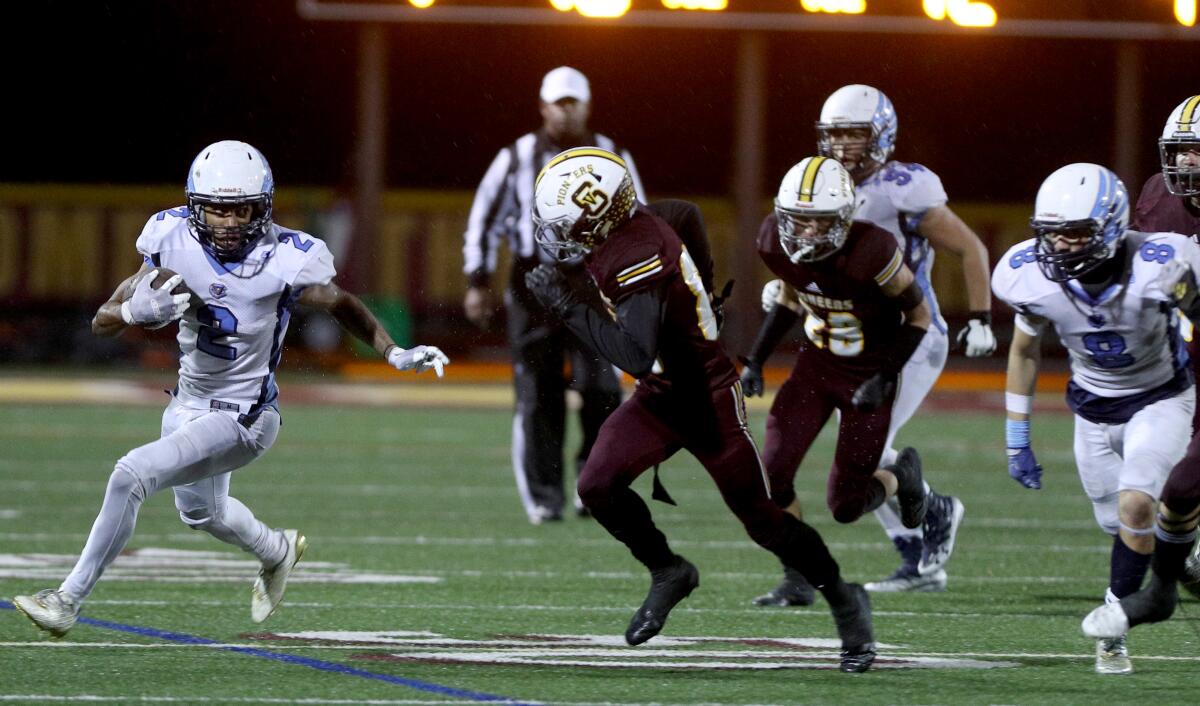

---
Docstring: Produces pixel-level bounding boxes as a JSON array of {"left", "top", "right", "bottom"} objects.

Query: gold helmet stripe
[
  {"left": 1180, "top": 95, "right": 1200, "bottom": 131},
  {"left": 798, "top": 157, "right": 828, "bottom": 202},
  {"left": 536, "top": 148, "right": 628, "bottom": 186}
]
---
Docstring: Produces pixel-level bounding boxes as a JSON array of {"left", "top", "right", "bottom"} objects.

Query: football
[{"left": 143, "top": 267, "right": 202, "bottom": 318}]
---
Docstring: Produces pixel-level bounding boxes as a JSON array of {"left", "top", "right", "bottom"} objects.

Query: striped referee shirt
[{"left": 462, "top": 129, "right": 644, "bottom": 287}]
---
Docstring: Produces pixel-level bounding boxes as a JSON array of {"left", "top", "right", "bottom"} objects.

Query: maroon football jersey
[
  {"left": 1133, "top": 173, "right": 1200, "bottom": 240},
  {"left": 757, "top": 214, "right": 906, "bottom": 373},
  {"left": 586, "top": 207, "right": 737, "bottom": 393}
]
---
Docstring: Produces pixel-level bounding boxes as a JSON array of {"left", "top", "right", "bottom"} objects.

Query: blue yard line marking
[{"left": 1, "top": 601, "right": 531, "bottom": 704}]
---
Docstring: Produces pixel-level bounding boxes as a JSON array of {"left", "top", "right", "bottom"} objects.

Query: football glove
[
  {"left": 851, "top": 372, "right": 896, "bottom": 412},
  {"left": 956, "top": 312, "right": 997, "bottom": 357},
  {"left": 738, "top": 356, "right": 765, "bottom": 397},
  {"left": 1007, "top": 447, "right": 1043, "bottom": 490},
  {"left": 761, "top": 279, "right": 784, "bottom": 313},
  {"left": 387, "top": 345, "right": 449, "bottom": 377},
  {"left": 121, "top": 269, "right": 191, "bottom": 327},
  {"left": 525, "top": 264, "right": 577, "bottom": 316},
  {"left": 1158, "top": 259, "right": 1200, "bottom": 318}
]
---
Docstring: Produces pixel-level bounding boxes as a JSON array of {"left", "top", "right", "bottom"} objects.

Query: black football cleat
[
  {"left": 831, "top": 582, "right": 876, "bottom": 673},
  {"left": 625, "top": 556, "right": 700, "bottom": 646},
  {"left": 752, "top": 567, "right": 816, "bottom": 607},
  {"left": 893, "top": 447, "right": 928, "bottom": 530}
]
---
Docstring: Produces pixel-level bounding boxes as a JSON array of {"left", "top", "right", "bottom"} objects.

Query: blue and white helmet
[
  {"left": 816, "top": 84, "right": 898, "bottom": 174},
  {"left": 186, "top": 140, "right": 275, "bottom": 262},
  {"left": 1031, "top": 163, "right": 1129, "bottom": 283}
]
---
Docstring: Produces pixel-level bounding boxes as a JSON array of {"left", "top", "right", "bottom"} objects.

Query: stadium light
[
  {"left": 409, "top": 0, "right": 434, "bottom": 7},
  {"left": 1179, "top": 0, "right": 1197, "bottom": 27},
  {"left": 800, "top": 0, "right": 865, "bottom": 15},
  {"left": 662, "top": 0, "right": 728, "bottom": 11},
  {"left": 551, "top": 0, "right": 630, "bottom": 17},
  {"left": 923, "top": 0, "right": 996, "bottom": 28}
]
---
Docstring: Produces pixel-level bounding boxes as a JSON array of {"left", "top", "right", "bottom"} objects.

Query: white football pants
[
  {"left": 873, "top": 327, "right": 949, "bottom": 542},
  {"left": 1073, "top": 387, "right": 1194, "bottom": 535},
  {"left": 60, "top": 397, "right": 286, "bottom": 603}
]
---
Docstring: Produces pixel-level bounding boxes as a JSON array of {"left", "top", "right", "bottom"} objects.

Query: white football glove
[
  {"left": 121, "top": 269, "right": 191, "bottom": 328},
  {"left": 387, "top": 345, "right": 449, "bottom": 378},
  {"left": 956, "top": 314, "right": 997, "bottom": 357},
  {"left": 761, "top": 279, "right": 784, "bottom": 313}
]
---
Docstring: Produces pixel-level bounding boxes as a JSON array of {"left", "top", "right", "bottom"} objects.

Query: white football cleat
[
  {"left": 865, "top": 568, "right": 946, "bottom": 593},
  {"left": 12, "top": 589, "right": 80, "bottom": 637},
  {"left": 1082, "top": 602, "right": 1130, "bottom": 639},
  {"left": 251, "top": 529, "right": 307, "bottom": 624},
  {"left": 1095, "top": 635, "right": 1133, "bottom": 674}
]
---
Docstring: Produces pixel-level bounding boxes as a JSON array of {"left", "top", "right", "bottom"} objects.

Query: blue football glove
[{"left": 1007, "top": 447, "right": 1043, "bottom": 490}]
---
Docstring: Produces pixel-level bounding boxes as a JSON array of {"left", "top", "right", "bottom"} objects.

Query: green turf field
[{"left": 1, "top": 398, "right": 1198, "bottom": 705}]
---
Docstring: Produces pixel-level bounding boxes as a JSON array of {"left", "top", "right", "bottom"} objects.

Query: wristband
[
  {"left": 968, "top": 310, "right": 992, "bottom": 326},
  {"left": 1005, "top": 392, "right": 1033, "bottom": 415},
  {"left": 1005, "top": 418, "right": 1031, "bottom": 449}
]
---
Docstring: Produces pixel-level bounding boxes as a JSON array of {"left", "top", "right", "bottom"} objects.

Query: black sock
[
  {"left": 1109, "top": 535, "right": 1152, "bottom": 599},
  {"left": 1150, "top": 534, "right": 1197, "bottom": 583},
  {"left": 862, "top": 477, "right": 887, "bottom": 514}
]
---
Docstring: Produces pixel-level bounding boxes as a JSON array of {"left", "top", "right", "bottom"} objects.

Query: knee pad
[
  {"left": 1092, "top": 493, "right": 1120, "bottom": 535},
  {"left": 109, "top": 460, "right": 148, "bottom": 503}
]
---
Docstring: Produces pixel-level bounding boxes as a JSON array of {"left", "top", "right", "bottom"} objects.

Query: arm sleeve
[
  {"left": 558, "top": 286, "right": 662, "bottom": 378},
  {"left": 462, "top": 147, "right": 514, "bottom": 281}
]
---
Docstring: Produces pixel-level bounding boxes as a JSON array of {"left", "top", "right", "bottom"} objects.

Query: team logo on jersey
[
  {"left": 1087, "top": 313, "right": 1106, "bottom": 328},
  {"left": 209, "top": 283, "right": 228, "bottom": 299}
]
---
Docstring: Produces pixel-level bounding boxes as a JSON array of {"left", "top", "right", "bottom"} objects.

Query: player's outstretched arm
[
  {"left": 298, "top": 282, "right": 448, "bottom": 377},
  {"left": 1004, "top": 321, "right": 1044, "bottom": 489},
  {"left": 920, "top": 205, "right": 996, "bottom": 356},
  {"left": 92, "top": 263, "right": 156, "bottom": 337}
]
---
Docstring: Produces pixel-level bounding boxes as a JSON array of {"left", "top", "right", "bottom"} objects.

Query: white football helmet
[
  {"left": 186, "top": 140, "right": 274, "bottom": 262},
  {"left": 1159, "top": 95, "right": 1200, "bottom": 197},
  {"left": 775, "top": 156, "right": 857, "bottom": 263},
  {"left": 1031, "top": 163, "right": 1129, "bottom": 283},
  {"left": 816, "top": 84, "right": 898, "bottom": 175},
  {"left": 532, "top": 147, "right": 638, "bottom": 261}
]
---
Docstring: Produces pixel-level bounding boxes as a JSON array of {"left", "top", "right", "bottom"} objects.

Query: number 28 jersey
[
  {"left": 135, "top": 207, "right": 336, "bottom": 414},
  {"left": 991, "top": 231, "right": 1199, "bottom": 402}
]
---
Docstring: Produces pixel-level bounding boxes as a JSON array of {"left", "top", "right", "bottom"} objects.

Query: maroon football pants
[
  {"left": 577, "top": 382, "right": 841, "bottom": 586},
  {"left": 763, "top": 349, "right": 893, "bottom": 524}
]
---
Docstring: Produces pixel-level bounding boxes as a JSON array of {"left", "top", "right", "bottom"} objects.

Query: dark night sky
[{"left": 6, "top": 1, "right": 1198, "bottom": 201}]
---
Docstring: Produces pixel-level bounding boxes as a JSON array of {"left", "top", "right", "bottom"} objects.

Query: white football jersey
[
  {"left": 135, "top": 207, "right": 336, "bottom": 414},
  {"left": 854, "top": 161, "right": 949, "bottom": 333},
  {"left": 991, "top": 230, "right": 1200, "bottom": 398}
]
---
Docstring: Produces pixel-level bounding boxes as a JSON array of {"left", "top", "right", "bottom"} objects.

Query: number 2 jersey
[
  {"left": 756, "top": 214, "right": 907, "bottom": 375},
  {"left": 135, "top": 207, "right": 336, "bottom": 417},
  {"left": 991, "top": 231, "right": 1199, "bottom": 423},
  {"left": 854, "top": 160, "right": 949, "bottom": 334}
]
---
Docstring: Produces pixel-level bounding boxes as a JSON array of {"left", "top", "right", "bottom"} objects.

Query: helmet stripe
[
  {"left": 798, "top": 157, "right": 827, "bottom": 202},
  {"left": 1089, "top": 167, "right": 1112, "bottom": 221},
  {"left": 1179, "top": 95, "right": 1200, "bottom": 131},
  {"left": 536, "top": 148, "right": 627, "bottom": 186}
]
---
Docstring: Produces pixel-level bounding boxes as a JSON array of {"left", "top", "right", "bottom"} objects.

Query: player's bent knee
[
  {"left": 178, "top": 507, "right": 214, "bottom": 530},
  {"left": 109, "top": 461, "right": 148, "bottom": 503},
  {"left": 829, "top": 497, "right": 866, "bottom": 525},
  {"left": 1091, "top": 494, "right": 1119, "bottom": 534}
]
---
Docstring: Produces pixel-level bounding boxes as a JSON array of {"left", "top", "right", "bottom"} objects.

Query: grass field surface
[{"left": 1, "top": 384, "right": 1198, "bottom": 705}]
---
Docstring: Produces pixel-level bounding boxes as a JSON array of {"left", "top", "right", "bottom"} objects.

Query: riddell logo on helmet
[{"left": 213, "top": 187, "right": 245, "bottom": 194}]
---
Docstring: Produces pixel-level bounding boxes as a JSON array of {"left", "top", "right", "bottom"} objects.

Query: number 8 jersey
[
  {"left": 992, "top": 230, "right": 1200, "bottom": 416},
  {"left": 135, "top": 207, "right": 336, "bottom": 417}
]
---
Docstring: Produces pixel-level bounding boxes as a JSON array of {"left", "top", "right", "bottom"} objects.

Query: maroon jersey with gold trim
[
  {"left": 1133, "top": 173, "right": 1200, "bottom": 241},
  {"left": 586, "top": 207, "right": 737, "bottom": 394},
  {"left": 757, "top": 214, "right": 905, "bottom": 373}
]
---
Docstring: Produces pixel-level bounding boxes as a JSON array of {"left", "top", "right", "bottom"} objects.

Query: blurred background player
[
  {"left": 524, "top": 147, "right": 876, "bottom": 673},
  {"left": 741, "top": 157, "right": 947, "bottom": 609},
  {"left": 461, "top": 66, "right": 644, "bottom": 524},
  {"left": 11, "top": 140, "right": 449, "bottom": 637},
  {"left": 993, "top": 162, "right": 1197, "bottom": 674}
]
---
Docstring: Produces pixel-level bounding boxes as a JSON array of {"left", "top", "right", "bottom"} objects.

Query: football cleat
[
  {"left": 251, "top": 529, "right": 307, "bottom": 624},
  {"left": 529, "top": 505, "right": 563, "bottom": 525},
  {"left": 892, "top": 447, "right": 928, "bottom": 529},
  {"left": 831, "top": 583, "right": 876, "bottom": 673},
  {"left": 1095, "top": 635, "right": 1133, "bottom": 674},
  {"left": 865, "top": 567, "right": 947, "bottom": 593},
  {"left": 12, "top": 589, "right": 80, "bottom": 638},
  {"left": 625, "top": 556, "right": 699, "bottom": 646},
  {"left": 918, "top": 494, "right": 965, "bottom": 576},
  {"left": 1181, "top": 545, "right": 1200, "bottom": 600},
  {"left": 752, "top": 567, "right": 816, "bottom": 607},
  {"left": 1082, "top": 602, "right": 1131, "bottom": 639}
]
